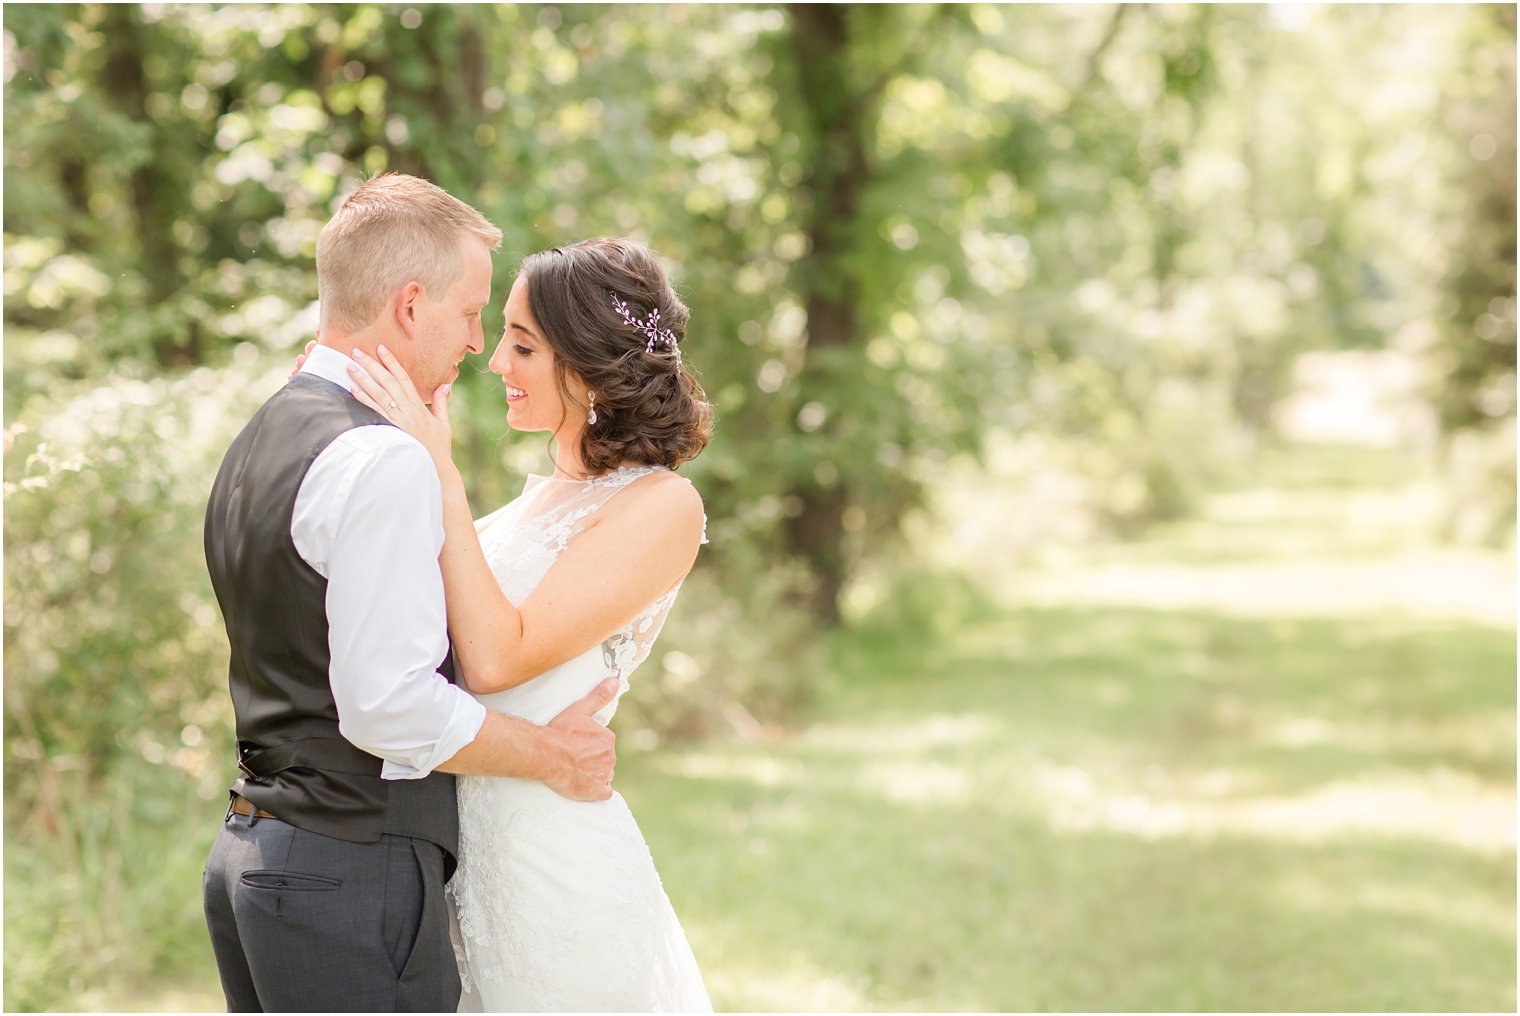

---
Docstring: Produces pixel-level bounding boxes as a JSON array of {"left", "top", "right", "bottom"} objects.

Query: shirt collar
[{"left": 297, "top": 344, "right": 360, "bottom": 397}]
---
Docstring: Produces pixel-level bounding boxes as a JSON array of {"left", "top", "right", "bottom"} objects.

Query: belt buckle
[{"left": 224, "top": 793, "right": 267, "bottom": 826}]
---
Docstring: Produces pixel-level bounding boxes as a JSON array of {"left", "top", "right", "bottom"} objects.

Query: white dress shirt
[{"left": 291, "top": 345, "right": 487, "bottom": 780}]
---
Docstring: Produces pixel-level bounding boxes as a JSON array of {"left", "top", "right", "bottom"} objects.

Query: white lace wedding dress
[{"left": 446, "top": 465, "right": 712, "bottom": 1013}]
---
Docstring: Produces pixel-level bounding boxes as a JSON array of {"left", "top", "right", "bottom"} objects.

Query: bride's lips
[{"left": 505, "top": 384, "right": 526, "bottom": 402}]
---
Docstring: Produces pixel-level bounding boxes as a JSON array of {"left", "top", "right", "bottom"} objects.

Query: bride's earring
[{"left": 587, "top": 392, "right": 598, "bottom": 426}]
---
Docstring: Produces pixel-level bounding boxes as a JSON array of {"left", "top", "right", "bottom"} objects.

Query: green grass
[
  {"left": 10, "top": 444, "right": 1515, "bottom": 1011},
  {"left": 4, "top": 764, "right": 221, "bottom": 1012},
  {"left": 617, "top": 445, "right": 1516, "bottom": 1012},
  {"left": 623, "top": 604, "right": 1513, "bottom": 1011}
]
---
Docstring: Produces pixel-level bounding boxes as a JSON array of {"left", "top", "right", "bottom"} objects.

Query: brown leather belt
[{"left": 228, "top": 794, "right": 281, "bottom": 821}]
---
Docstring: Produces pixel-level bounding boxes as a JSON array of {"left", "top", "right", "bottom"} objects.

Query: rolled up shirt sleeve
[{"left": 294, "top": 427, "right": 487, "bottom": 779}]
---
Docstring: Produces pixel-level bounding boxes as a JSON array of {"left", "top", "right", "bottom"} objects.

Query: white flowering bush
[{"left": 3, "top": 353, "right": 283, "bottom": 1005}]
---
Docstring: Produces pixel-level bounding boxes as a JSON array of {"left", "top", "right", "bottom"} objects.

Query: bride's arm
[{"left": 436, "top": 463, "right": 703, "bottom": 694}]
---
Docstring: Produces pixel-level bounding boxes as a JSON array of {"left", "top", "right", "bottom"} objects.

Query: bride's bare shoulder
[{"left": 606, "top": 468, "right": 704, "bottom": 542}]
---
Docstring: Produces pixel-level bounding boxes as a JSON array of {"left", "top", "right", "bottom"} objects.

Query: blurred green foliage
[{"left": 3, "top": 3, "right": 1515, "bottom": 1009}]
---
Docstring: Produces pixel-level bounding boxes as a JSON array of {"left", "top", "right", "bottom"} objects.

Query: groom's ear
[{"left": 394, "top": 281, "right": 424, "bottom": 339}]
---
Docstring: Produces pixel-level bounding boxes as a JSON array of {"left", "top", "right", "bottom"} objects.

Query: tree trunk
[
  {"left": 784, "top": 3, "right": 873, "bottom": 624},
  {"left": 102, "top": 7, "right": 198, "bottom": 367}
]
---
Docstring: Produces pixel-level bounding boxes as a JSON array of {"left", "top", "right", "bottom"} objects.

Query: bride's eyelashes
[{"left": 514, "top": 344, "right": 534, "bottom": 358}]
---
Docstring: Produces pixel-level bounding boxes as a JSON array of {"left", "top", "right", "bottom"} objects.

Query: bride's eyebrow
[{"left": 507, "top": 321, "right": 540, "bottom": 343}]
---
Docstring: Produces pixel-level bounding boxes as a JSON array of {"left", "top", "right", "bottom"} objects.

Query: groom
[{"left": 201, "top": 173, "right": 618, "bottom": 1012}]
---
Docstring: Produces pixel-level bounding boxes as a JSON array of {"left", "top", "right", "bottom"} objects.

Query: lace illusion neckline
[{"left": 527, "top": 464, "right": 665, "bottom": 487}]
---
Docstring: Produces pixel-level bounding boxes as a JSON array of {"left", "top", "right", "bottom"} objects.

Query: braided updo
[{"left": 519, "top": 237, "right": 713, "bottom": 475}]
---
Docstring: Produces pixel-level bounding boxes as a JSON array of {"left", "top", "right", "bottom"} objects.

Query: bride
[{"left": 344, "top": 237, "right": 714, "bottom": 1012}]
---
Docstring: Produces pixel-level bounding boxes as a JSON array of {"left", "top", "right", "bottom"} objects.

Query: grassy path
[
  {"left": 625, "top": 610, "right": 1513, "bottom": 1011},
  {"left": 621, "top": 450, "right": 1516, "bottom": 1012}
]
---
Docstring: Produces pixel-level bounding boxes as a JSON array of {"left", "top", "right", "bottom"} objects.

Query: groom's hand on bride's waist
[{"left": 543, "top": 676, "right": 620, "bottom": 802}]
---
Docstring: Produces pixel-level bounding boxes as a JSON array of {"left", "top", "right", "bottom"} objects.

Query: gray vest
[{"left": 204, "top": 373, "right": 459, "bottom": 873}]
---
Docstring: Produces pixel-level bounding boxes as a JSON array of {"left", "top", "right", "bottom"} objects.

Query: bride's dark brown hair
[{"left": 518, "top": 238, "right": 713, "bottom": 475}]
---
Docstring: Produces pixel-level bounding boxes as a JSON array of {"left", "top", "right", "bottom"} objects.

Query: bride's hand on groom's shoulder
[
  {"left": 347, "top": 345, "right": 456, "bottom": 470},
  {"left": 290, "top": 337, "right": 318, "bottom": 378},
  {"left": 543, "top": 677, "right": 620, "bottom": 802}
]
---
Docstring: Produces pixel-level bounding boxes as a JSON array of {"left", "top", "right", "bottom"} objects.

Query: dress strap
[
  {"left": 513, "top": 466, "right": 668, "bottom": 554},
  {"left": 569, "top": 465, "right": 665, "bottom": 508},
  {"left": 586, "top": 464, "right": 664, "bottom": 491}
]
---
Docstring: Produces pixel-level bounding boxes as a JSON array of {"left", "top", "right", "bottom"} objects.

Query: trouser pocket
[
  {"left": 382, "top": 836, "right": 424, "bottom": 977},
  {"left": 239, "top": 869, "right": 343, "bottom": 891},
  {"left": 395, "top": 838, "right": 461, "bottom": 1010}
]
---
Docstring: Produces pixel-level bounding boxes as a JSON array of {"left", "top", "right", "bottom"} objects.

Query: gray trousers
[{"left": 202, "top": 809, "right": 461, "bottom": 1013}]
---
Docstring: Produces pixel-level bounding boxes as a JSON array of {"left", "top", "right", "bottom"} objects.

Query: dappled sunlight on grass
[
  {"left": 623, "top": 446, "right": 1513, "bottom": 1010},
  {"left": 665, "top": 751, "right": 809, "bottom": 789},
  {"left": 854, "top": 758, "right": 980, "bottom": 808},
  {"left": 1013, "top": 478, "right": 1512, "bottom": 625},
  {"left": 1028, "top": 758, "right": 1514, "bottom": 854},
  {"left": 1326, "top": 878, "right": 1514, "bottom": 940},
  {"left": 695, "top": 937, "right": 875, "bottom": 1013},
  {"left": 1014, "top": 549, "right": 1516, "bottom": 625},
  {"left": 1269, "top": 863, "right": 1517, "bottom": 966},
  {"left": 94, "top": 982, "right": 222, "bottom": 1013},
  {"left": 937, "top": 443, "right": 1516, "bottom": 625},
  {"left": 799, "top": 713, "right": 1003, "bottom": 753},
  {"left": 1259, "top": 711, "right": 1514, "bottom": 771},
  {"left": 630, "top": 719, "right": 1515, "bottom": 1010}
]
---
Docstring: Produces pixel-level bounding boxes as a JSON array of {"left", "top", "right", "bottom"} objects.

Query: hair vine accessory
[{"left": 609, "top": 291, "right": 679, "bottom": 357}]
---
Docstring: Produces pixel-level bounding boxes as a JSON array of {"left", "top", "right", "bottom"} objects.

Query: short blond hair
[{"left": 316, "top": 173, "right": 503, "bottom": 332}]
